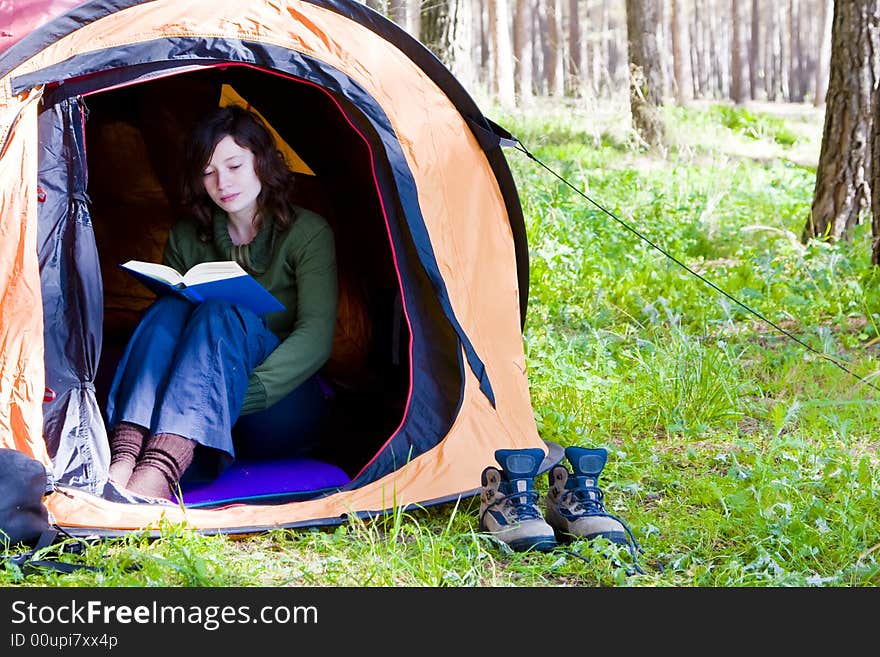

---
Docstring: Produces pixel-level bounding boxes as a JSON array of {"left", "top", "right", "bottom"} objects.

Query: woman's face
[{"left": 202, "top": 134, "right": 262, "bottom": 223}]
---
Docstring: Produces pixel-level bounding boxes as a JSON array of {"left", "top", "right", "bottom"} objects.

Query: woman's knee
[
  {"left": 185, "top": 300, "right": 277, "bottom": 362},
  {"left": 191, "top": 298, "right": 239, "bottom": 317},
  {"left": 187, "top": 300, "right": 249, "bottom": 334},
  {"left": 143, "top": 294, "right": 194, "bottom": 325}
]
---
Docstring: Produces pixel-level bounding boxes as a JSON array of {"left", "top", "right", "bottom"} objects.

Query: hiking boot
[
  {"left": 479, "top": 448, "right": 557, "bottom": 552},
  {"left": 545, "top": 446, "right": 632, "bottom": 546}
]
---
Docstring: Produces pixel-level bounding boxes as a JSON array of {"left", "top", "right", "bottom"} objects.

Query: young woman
[{"left": 105, "top": 105, "right": 338, "bottom": 500}]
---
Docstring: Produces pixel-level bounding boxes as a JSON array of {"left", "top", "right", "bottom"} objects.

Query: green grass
[{"left": 4, "top": 99, "right": 880, "bottom": 587}]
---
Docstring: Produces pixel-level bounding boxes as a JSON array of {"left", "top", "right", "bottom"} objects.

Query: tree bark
[
  {"left": 567, "top": 0, "right": 582, "bottom": 96},
  {"left": 478, "top": 0, "right": 490, "bottom": 88},
  {"left": 420, "top": 0, "right": 450, "bottom": 61},
  {"left": 657, "top": 0, "right": 670, "bottom": 100},
  {"left": 406, "top": 0, "right": 421, "bottom": 37},
  {"left": 749, "top": 0, "right": 761, "bottom": 99},
  {"left": 710, "top": 1, "right": 728, "bottom": 98},
  {"left": 730, "top": 0, "right": 747, "bottom": 104},
  {"left": 873, "top": 76, "right": 880, "bottom": 264},
  {"left": 489, "top": 0, "right": 516, "bottom": 107},
  {"left": 448, "top": 0, "right": 476, "bottom": 95},
  {"left": 691, "top": 0, "right": 707, "bottom": 97},
  {"left": 543, "top": 0, "right": 563, "bottom": 96},
  {"left": 513, "top": 0, "right": 533, "bottom": 104},
  {"left": 805, "top": 0, "right": 880, "bottom": 243},
  {"left": 867, "top": 0, "right": 880, "bottom": 263},
  {"left": 789, "top": 0, "right": 805, "bottom": 102},
  {"left": 389, "top": 0, "right": 406, "bottom": 26},
  {"left": 533, "top": 4, "right": 544, "bottom": 95},
  {"left": 671, "top": 0, "right": 692, "bottom": 106},
  {"left": 814, "top": 0, "right": 833, "bottom": 106},
  {"left": 419, "top": 0, "right": 474, "bottom": 96},
  {"left": 626, "top": 0, "right": 666, "bottom": 148},
  {"left": 588, "top": 0, "right": 611, "bottom": 96},
  {"left": 602, "top": 1, "right": 619, "bottom": 95},
  {"left": 764, "top": 3, "right": 780, "bottom": 100}
]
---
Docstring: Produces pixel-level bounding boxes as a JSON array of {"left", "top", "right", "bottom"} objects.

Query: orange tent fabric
[{"left": 0, "top": 0, "right": 552, "bottom": 535}]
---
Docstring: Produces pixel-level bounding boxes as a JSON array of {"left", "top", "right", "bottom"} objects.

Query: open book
[{"left": 121, "top": 260, "right": 285, "bottom": 316}]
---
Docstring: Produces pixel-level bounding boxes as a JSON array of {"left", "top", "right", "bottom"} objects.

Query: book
[{"left": 120, "top": 260, "right": 285, "bottom": 316}]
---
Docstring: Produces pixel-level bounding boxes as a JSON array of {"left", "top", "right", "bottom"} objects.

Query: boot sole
[
  {"left": 508, "top": 536, "right": 558, "bottom": 552},
  {"left": 554, "top": 527, "right": 629, "bottom": 546}
]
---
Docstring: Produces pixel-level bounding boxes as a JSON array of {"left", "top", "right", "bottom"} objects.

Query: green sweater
[{"left": 163, "top": 207, "right": 338, "bottom": 414}]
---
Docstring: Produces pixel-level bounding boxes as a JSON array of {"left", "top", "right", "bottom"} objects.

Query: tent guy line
[{"left": 510, "top": 140, "right": 880, "bottom": 397}]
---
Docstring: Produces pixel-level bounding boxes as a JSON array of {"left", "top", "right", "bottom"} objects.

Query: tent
[{"left": 0, "top": 0, "right": 559, "bottom": 537}]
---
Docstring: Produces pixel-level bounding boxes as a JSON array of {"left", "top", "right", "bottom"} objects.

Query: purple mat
[{"left": 174, "top": 457, "right": 351, "bottom": 507}]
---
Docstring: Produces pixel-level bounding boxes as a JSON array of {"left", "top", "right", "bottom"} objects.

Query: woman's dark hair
[{"left": 181, "top": 105, "right": 298, "bottom": 238}]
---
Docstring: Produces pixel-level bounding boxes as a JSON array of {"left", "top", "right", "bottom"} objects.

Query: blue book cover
[{"left": 121, "top": 260, "right": 285, "bottom": 316}]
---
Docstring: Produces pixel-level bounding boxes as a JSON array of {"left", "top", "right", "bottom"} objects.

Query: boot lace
[
  {"left": 496, "top": 487, "right": 543, "bottom": 522},
  {"left": 563, "top": 479, "right": 608, "bottom": 518},
  {"left": 563, "top": 476, "right": 643, "bottom": 569}
]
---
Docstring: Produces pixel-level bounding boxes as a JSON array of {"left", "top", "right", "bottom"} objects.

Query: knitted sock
[
  {"left": 107, "top": 422, "right": 149, "bottom": 486},
  {"left": 126, "top": 433, "right": 196, "bottom": 500}
]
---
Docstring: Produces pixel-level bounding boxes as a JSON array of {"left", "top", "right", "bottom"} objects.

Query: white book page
[
  {"left": 180, "top": 261, "right": 247, "bottom": 286},
  {"left": 121, "top": 261, "right": 183, "bottom": 286}
]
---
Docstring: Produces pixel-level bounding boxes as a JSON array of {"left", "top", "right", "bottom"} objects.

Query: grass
[{"left": 4, "top": 97, "right": 880, "bottom": 587}]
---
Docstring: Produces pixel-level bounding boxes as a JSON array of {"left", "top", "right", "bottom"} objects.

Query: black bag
[
  {"left": 0, "top": 448, "right": 100, "bottom": 574},
  {"left": 0, "top": 448, "right": 51, "bottom": 548}
]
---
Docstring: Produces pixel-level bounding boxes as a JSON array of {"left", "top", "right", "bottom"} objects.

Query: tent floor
[{"left": 173, "top": 456, "right": 351, "bottom": 508}]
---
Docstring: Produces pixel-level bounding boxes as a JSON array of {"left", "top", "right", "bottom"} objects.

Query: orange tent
[{"left": 0, "top": 0, "right": 557, "bottom": 536}]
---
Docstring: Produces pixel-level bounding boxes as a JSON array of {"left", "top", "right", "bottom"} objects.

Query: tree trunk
[
  {"left": 657, "top": 0, "right": 670, "bottom": 100},
  {"left": 778, "top": 3, "right": 790, "bottom": 100},
  {"left": 749, "top": 0, "right": 761, "bottom": 99},
  {"left": 543, "top": 0, "right": 563, "bottom": 96},
  {"left": 730, "top": 0, "right": 747, "bottom": 104},
  {"left": 488, "top": 0, "right": 499, "bottom": 96},
  {"left": 513, "top": 0, "right": 533, "bottom": 105},
  {"left": 405, "top": 0, "right": 421, "bottom": 37},
  {"left": 420, "top": 0, "right": 450, "bottom": 61},
  {"left": 789, "top": 0, "right": 805, "bottom": 102},
  {"left": 448, "top": 0, "right": 476, "bottom": 94},
  {"left": 671, "top": 0, "right": 692, "bottom": 106},
  {"left": 800, "top": 2, "right": 817, "bottom": 101},
  {"left": 602, "top": 1, "right": 618, "bottom": 95},
  {"left": 626, "top": 0, "right": 665, "bottom": 148},
  {"left": 533, "top": 4, "right": 544, "bottom": 95},
  {"left": 478, "top": 0, "right": 490, "bottom": 88},
  {"left": 805, "top": 0, "right": 879, "bottom": 243},
  {"left": 419, "top": 0, "right": 474, "bottom": 94},
  {"left": 765, "top": 3, "right": 779, "bottom": 100},
  {"left": 566, "top": 0, "right": 582, "bottom": 96},
  {"left": 814, "top": 0, "right": 833, "bottom": 106},
  {"left": 389, "top": 0, "right": 406, "bottom": 26},
  {"left": 873, "top": 75, "right": 880, "bottom": 264},
  {"left": 710, "top": 1, "right": 728, "bottom": 98},
  {"left": 691, "top": 0, "right": 707, "bottom": 97},
  {"left": 588, "top": 0, "right": 611, "bottom": 96},
  {"left": 489, "top": 0, "right": 516, "bottom": 107}
]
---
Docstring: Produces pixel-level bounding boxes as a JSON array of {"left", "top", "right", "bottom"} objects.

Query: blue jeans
[{"left": 106, "top": 296, "right": 327, "bottom": 467}]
